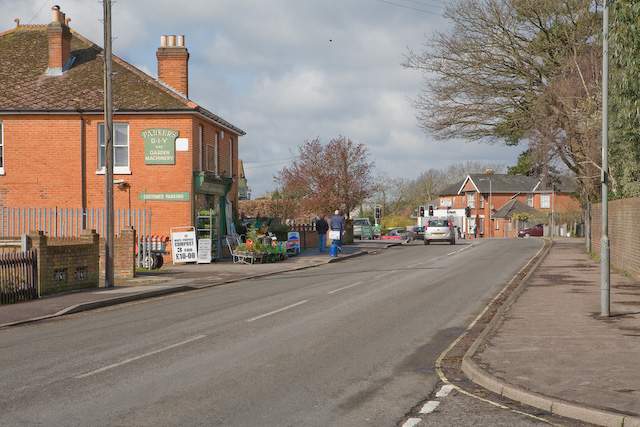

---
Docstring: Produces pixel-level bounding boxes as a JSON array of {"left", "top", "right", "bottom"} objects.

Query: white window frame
[
  {"left": 206, "top": 144, "right": 216, "bottom": 173},
  {"left": 214, "top": 132, "right": 219, "bottom": 176},
  {"left": 467, "top": 192, "right": 475, "bottom": 208},
  {"left": 0, "top": 122, "right": 4, "bottom": 175},
  {"left": 527, "top": 193, "right": 534, "bottom": 207},
  {"left": 198, "top": 125, "right": 203, "bottom": 172},
  {"left": 541, "top": 193, "right": 551, "bottom": 209},
  {"left": 229, "top": 137, "right": 233, "bottom": 178},
  {"left": 97, "top": 122, "right": 130, "bottom": 175}
]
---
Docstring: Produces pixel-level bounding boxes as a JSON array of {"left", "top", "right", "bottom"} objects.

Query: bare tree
[
  {"left": 275, "top": 136, "right": 375, "bottom": 218},
  {"left": 403, "top": 0, "right": 602, "bottom": 202}
]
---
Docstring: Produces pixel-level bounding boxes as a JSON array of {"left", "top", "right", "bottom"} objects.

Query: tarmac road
[{"left": 1, "top": 237, "right": 639, "bottom": 426}]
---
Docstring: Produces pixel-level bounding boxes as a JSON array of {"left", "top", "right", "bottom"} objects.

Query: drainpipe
[{"left": 78, "top": 111, "right": 86, "bottom": 225}]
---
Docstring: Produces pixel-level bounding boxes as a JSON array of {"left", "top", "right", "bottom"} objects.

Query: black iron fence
[{"left": 0, "top": 249, "right": 38, "bottom": 305}]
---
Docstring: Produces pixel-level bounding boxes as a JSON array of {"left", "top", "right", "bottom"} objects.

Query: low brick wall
[
  {"left": 24, "top": 227, "right": 137, "bottom": 296},
  {"left": 591, "top": 198, "right": 640, "bottom": 280},
  {"left": 27, "top": 230, "right": 100, "bottom": 296}
]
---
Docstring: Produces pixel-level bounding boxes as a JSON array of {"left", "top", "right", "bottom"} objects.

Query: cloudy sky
[{"left": 3, "top": 0, "right": 524, "bottom": 197}]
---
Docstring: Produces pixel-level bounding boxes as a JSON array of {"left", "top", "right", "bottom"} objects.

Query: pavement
[{"left": 1, "top": 237, "right": 639, "bottom": 426}]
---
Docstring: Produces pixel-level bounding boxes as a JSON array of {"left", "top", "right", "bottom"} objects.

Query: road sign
[{"left": 138, "top": 190, "right": 190, "bottom": 203}]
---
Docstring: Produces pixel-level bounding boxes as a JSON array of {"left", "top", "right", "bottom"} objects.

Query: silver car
[{"left": 424, "top": 217, "right": 455, "bottom": 245}]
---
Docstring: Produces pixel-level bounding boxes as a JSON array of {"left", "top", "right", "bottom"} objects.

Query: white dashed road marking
[
  {"left": 436, "top": 384, "right": 454, "bottom": 397},
  {"left": 327, "top": 282, "right": 363, "bottom": 294},
  {"left": 402, "top": 418, "right": 422, "bottom": 427},
  {"left": 419, "top": 400, "right": 440, "bottom": 414},
  {"left": 247, "top": 300, "right": 309, "bottom": 322},
  {"left": 374, "top": 270, "right": 398, "bottom": 279},
  {"left": 75, "top": 335, "right": 206, "bottom": 379}
]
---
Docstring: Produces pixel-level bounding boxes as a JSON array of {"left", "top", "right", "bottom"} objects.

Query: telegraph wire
[{"left": 372, "top": 0, "right": 444, "bottom": 16}]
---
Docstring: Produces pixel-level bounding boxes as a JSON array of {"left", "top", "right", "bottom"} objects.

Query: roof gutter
[{"left": 0, "top": 108, "right": 246, "bottom": 136}]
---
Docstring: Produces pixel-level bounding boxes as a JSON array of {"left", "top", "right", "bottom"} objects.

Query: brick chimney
[
  {"left": 156, "top": 35, "right": 189, "bottom": 97},
  {"left": 46, "top": 6, "right": 73, "bottom": 76}
]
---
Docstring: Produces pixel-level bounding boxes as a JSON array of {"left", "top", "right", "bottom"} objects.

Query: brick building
[
  {"left": 0, "top": 8, "right": 244, "bottom": 256},
  {"left": 431, "top": 172, "right": 580, "bottom": 238}
]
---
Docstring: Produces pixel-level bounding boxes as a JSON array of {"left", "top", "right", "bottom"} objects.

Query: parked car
[
  {"left": 353, "top": 217, "right": 372, "bottom": 239},
  {"left": 518, "top": 224, "right": 544, "bottom": 238},
  {"left": 380, "top": 228, "right": 409, "bottom": 240},
  {"left": 424, "top": 218, "right": 455, "bottom": 245},
  {"left": 407, "top": 226, "right": 424, "bottom": 241}
]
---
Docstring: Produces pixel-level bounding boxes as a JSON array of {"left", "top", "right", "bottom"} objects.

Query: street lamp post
[{"left": 601, "top": 2, "right": 610, "bottom": 316}]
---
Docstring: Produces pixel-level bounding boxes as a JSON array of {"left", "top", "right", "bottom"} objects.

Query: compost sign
[
  {"left": 142, "top": 127, "right": 178, "bottom": 165},
  {"left": 171, "top": 229, "right": 197, "bottom": 264}
]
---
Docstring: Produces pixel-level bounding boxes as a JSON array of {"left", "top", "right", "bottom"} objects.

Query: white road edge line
[
  {"left": 75, "top": 335, "right": 206, "bottom": 379},
  {"left": 327, "top": 282, "right": 363, "bottom": 294},
  {"left": 247, "top": 300, "right": 309, "bottom": 322}
]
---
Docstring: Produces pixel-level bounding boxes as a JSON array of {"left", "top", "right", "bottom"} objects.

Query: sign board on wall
[
  {"left": 138, "top": 190, "right": 190, "bottom": 203},
  {"left": 141, "top": 127, "right": 178, "bottom": 165},
  {"left": 171, "top": 227, "right": 197, "bottom": 264}
]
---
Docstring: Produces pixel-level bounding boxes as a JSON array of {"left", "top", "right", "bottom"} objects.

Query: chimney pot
[
  {"left": 46, "top": 7, "right": 72, "bottom": 76},
  {"left": 168, "top": 35, "right": 176, "bottom": 47},
  {"left": 160, "top": 35, "right": 167, "bottom": 47},
  {"left": 177, "top": 35, "right": 185, "bottom": 47}
]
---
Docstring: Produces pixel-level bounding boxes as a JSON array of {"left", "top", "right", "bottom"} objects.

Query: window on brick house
[
  {"left": 206, "top": 144, "right": 216, "bottom": 174},
  {"left": 527, "top": 193, "right": 534, "bottom": 207},
  {"left": 229, "top": 137, "right": 233, "bottom": 178},
  {"left": 541, "top": 193, "right": 551, "bottom": 209},
  {"left": 467, "top": 192, "right": 475, "bottom": 208},
  {"left": 98, "top": 123, "right": 130, "bottom": 173},
  {"left": 0, "top": 122, "right": 4, "bottom": 173}
]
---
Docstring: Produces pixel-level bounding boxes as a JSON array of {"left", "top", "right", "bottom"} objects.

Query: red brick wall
[
  {"left": 27, "top": 230, "right": 100, "bottom": 296},
  {"left": 157, "top": 47, "right": 189, "bottom": 96},
  {"left": 591, "top": 198, "right": 640, "bottom": 280},
  {"left": 1, "top": 113, "right": 240, "bottom": 243}
]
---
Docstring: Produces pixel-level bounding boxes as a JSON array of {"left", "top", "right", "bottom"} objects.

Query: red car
[
  {"left": 380, "top": 229, "right": 409, "bottom": 240},
  {"left": 518, "top": 224, "right": 544, "bottom": 238}
]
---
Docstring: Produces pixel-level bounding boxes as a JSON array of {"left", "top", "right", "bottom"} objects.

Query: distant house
[
  {"left": 0, "top": 8, "right": 245, "bottom": 255},
  {"left": 430, "top": 172, "right": 579, "bottom": 238}
]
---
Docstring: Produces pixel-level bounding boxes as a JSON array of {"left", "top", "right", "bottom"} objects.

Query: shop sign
[
  {"left": 171, "top": 228, "right": 197, "bottom": 264},
  {"left": 142, "top": 127, "right": 178, "bottom": 165},
  {"left": 138, "top": 190, "right": 190, "bottom": 203},
  {"left": 440, "top": 197, "right": 452, "bottom": 208},
  {"left": 197, "top": 238, "right": 212, "bottom": 264}
]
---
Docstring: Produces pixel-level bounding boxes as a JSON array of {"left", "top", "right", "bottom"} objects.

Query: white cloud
[{"left": 2, "top": 0, "right": 523, "bottom": 198}]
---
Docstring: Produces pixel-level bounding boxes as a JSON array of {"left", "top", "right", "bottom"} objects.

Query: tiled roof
[
  {"left": 438, "top": 179, "right": 465, "bottom": 196},
  {"left": 0, "top": 24, "right": 245, "bottom": 135},
  {"left": 466, "top": 174, "right": 540, "bottom": 193},
  {"left": 492, "top": 199, "right": 541, "bottom": 219}
]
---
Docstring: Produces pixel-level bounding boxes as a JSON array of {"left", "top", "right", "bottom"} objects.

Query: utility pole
[
  {"left": 103, "top": 0, "right": 115, "bottom": 288},
  {"left": 601, "top": 2, "right": 610, "bottom": 316}
]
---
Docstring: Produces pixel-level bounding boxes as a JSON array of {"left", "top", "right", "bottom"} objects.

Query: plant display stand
[{"left": 232, "top": 251, "right": 265, "bottom": 264}]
